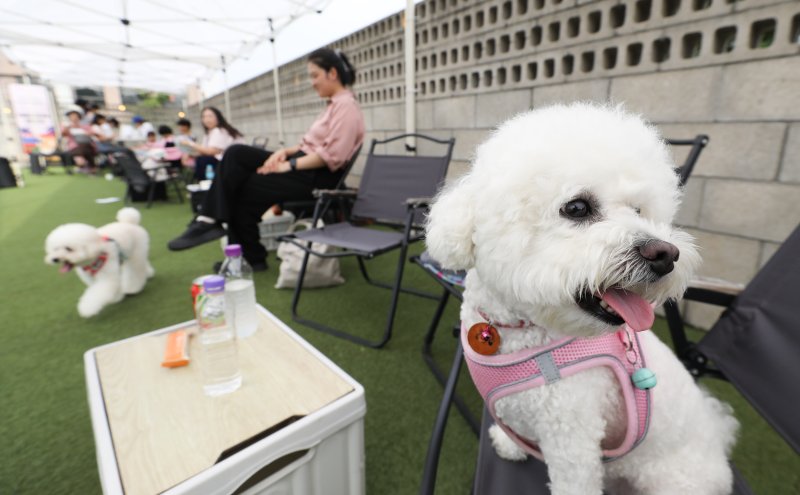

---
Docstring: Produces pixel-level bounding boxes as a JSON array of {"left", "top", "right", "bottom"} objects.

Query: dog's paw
[
  {"left": 78, "top": 299, "right": 102, "bottom": 318},
  {"left": 489, "top": 424, "right": 528, "bottom": 461}
]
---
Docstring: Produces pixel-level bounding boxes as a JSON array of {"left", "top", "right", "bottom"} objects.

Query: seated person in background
[
  {"left": 183, "top": 107, "right": 244, "bottom": 181},
  {"left": 107, "top": 117, "right": 121, "bottom": 143},
  {"left": 91, "top": 114, "right": 124, "bottom": 155},
  {"left": 157, "top": 125, "right": 183, "bottom": 170},
  {"left": 175, "top": 117, "right": 196, "bottom": 169},
  {"left": 62, "top": 107, "right": 97, "bottom": 173},
  {"left": 168, "top": 48, "right": 365, "bottom": 271},
  {"left": 144, "top": 131, "right": 158, "bottom": 149},
  {"left": 132, "top": 115, "right": 155, "bottom": 140},
  {"left": 91, "top": 114, "right": 114, "bottom": 143}
]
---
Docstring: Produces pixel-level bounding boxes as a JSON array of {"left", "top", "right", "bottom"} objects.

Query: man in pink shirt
[{"left": 168, "top": 48, "right": 365, "bottom": 271}]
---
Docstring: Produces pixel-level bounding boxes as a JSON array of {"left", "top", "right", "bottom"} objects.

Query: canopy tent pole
[
  {"left": 268, "top": 18, "right": 285, "bottom": 147},
  {"left": 404, "top": 0, "right": 416, "bottom": 154},
  {"left": 197, "top": 78, "right": 205, "bottom": 110},
  {"left": 221, "top": 55, "right": 231, "bottom": 119}
]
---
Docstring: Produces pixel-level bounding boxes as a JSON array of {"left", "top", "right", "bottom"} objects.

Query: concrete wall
[{"left": 195, "top": 0, "right": 800, "bottom": 328}]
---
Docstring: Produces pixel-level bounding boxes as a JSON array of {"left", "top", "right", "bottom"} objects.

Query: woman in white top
[{"left": 184, "top": 106, "right": 244, "bottom": 181}]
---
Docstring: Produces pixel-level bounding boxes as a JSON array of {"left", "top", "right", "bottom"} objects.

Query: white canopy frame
[
  {"left": 2, "top": 1, "right": 423, "bottom": 151},
  {"left": 0, "top": 0, "right": 330, "bottom": 121}
]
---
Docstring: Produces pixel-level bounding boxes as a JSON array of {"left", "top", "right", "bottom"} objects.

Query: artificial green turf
[{"left": 0, "top": 171, "right": 797, "bottom": 494}]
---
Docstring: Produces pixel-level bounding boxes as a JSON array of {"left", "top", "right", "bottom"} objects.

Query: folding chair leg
[
  {"left": 291, "top": 245, "right": 410, "bottom": 349},
  {"left": 421, "top": 289, "right": 480, "bottom": 436},
  {"left": 170, "top": 179, "right": 184, "bottom": 204},
  {"left": 663, "top": 299, "right": 724, "bottom": 380},
  {"left": 419, "top": 341, "right": 468, "bottom": 495},
  {"left": 357, "top": 257, "right": 440, "bottom": 300},
  {"left": 146, "top": 183, "right": 156, "bottom": 208}
]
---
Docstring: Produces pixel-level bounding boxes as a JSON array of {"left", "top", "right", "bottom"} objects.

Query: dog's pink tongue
[
  {"left": 59, "top": 263, "right": 73, "bottom": 274},
  {"left": 601, "top": 288, "right": 654, "bottom": 331}
]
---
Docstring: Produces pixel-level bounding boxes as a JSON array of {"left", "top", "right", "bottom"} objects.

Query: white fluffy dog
[
  {"left": 45, "top": 207, "right": 154, "bottom": 317},
  {"left": 426, "top": 103, "right": 738, "bottom": 495}
]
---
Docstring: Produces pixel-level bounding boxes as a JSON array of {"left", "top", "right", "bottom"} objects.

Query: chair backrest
[
  {"left": 332, "top": 144, "right": 362, "bottom": 191},
  {"left": 697, "top": 222, "right": 800, "bottom": 454},
  {"left": 667, "top": 135, "right": 708, "bottom": 186},
  {"left": 351, "top": 134, "right": 454, "bottom": 224},
  {"left": 113, "top": 151, "right": 151, "bottom": 193}
]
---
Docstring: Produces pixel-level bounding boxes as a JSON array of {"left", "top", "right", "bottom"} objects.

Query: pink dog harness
[{"left": 462, "top": 322, "right": 652, "bottom": 462}]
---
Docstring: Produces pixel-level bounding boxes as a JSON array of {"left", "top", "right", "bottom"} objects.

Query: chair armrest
[
  {"left": 681, "top": 276, "right": 744, "bottom": 308},
  {"left": 687, "top": 276, "right": 745, "bottom": 296},
  {"left": 406, "top": 197, "right": 433, "bottom": 209},
  {"left": 312, "top": 188, "right": 358, "bottom": 199}
]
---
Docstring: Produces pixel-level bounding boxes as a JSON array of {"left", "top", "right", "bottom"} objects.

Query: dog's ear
[{"left": 425, "top": 176, "right": 477, "bottom": 270}]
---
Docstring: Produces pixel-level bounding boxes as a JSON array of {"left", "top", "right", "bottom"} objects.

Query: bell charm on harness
[{"left": 467, "top": 322, "right": 500, "bottom": 355}]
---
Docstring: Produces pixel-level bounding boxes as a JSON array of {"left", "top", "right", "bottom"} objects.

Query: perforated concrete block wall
[{"left": 195, "top": 0, "right": 800, "bottom": 328}]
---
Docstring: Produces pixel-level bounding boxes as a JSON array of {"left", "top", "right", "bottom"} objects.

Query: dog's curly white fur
[
  {"left": 426, "top": 103, "right": 738, "bottom": 495},
  {"left": 44, "top": 207, "right": 154, "bottom": 317}
]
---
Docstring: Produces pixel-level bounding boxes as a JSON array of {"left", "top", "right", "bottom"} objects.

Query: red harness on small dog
[
  {"left": 81, "top": 236, "right": 122, "bottom": 277},
  {"left": 82, "top": 252, "right": 109, "bottom": 276}
]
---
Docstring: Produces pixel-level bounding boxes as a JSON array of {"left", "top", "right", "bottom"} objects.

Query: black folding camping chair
[
  {"left": 114, "top": 151, "right": 185, "bottom": 208},
  {"left": 280, "top": 134, "right": 454, "bottom": 349}
]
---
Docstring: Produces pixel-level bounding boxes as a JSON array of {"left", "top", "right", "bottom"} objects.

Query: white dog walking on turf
[
  {"left": 44, "top": 207, "right": 154, "bottom": 317},
  {"left": 426, "top": 103, "right": 738, "bottom": 495}
]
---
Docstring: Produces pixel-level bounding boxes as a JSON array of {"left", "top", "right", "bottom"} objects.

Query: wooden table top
[{"left": 95, "top": 310, "right": 354, "bottom": 495}]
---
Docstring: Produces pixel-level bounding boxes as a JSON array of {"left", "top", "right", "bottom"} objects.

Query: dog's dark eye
[
  {"left": 561, "top": 199, "right": 591, "bottom": 219},
  {"left": 634, "top": 207, "right": 642, "bottom": 215},
  {"left": 65, "top": 247, "right": 74, "bottom": 252}
]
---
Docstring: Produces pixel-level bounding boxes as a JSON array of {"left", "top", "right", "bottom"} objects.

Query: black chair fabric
[
  {"left": 115, "top": 152, "right": 182, "bottom": 208},
  {"left": 697, "top": 223, "right": 800, "bottom": 453},
  {"left": 0, "top": 157, "right": 17, "bottom": 188},
  {"left": 352, "top": 154, "right": 450, "bottom": 224},
  {"left": 473, "top": 410, "right": 552, "bottom": 495},
  {"left": 293, "top": 223, "right": 404, "bottom": 254}
]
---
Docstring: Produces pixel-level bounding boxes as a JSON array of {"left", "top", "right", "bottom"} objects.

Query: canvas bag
[{"left": 275, "top": 220, "right": 345, "bottom": 289}]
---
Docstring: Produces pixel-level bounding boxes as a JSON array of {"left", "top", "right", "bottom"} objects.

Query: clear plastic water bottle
[
  {"left": 197, "top": 275, "right": 241, "bottom": 396},
  {"left": 205, "top": 163, "right": 215, "bottom": 180},
  {"left": 218, "top": 244, "right": 258, "bottom": 338}
]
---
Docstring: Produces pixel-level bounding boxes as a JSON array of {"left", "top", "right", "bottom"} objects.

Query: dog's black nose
[
  {"left": 639, "top": 240, "right": 680, "bottom": 276},
  {"left": 52, "top": 257, "right": 60, "bottom": 263}
]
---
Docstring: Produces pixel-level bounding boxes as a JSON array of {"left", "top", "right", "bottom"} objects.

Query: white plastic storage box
[
  {"left": 258, "top": 210, "right": 295, "bottom": 251},
  {"left": 84, "top": 305, "right": 366, "bottom": 495}
]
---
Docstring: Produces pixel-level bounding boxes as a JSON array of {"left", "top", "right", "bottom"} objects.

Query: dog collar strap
[
  {"left": 101, "top": 235, "right": 127, "bottom": 262},
  {"left": 461, "top": 324, "right": 651, "bottom": 462},
  {"left": 477, "top": 310, "right": 531, "bottom": 329},
  {"left": 82, "top": 252, "right": 108, "bottom": 276}
]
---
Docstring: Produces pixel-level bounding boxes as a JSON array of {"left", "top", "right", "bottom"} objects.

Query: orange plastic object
[
  {"left": 161, "top": 330, "right": 190, "bottom": 368},
  {"left": 467, "top": 323, "right": 501, "bottom": 356}
]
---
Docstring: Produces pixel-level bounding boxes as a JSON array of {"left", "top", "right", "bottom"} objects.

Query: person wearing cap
[
  {"left": 62, "top": 107, "right": 97, "bottom": 173},
  {"left": 132, "top": 115, "right": 155, "bottom": 140},
  {"left": 167, "top": 47, "right": 364, "bottom": 272}
]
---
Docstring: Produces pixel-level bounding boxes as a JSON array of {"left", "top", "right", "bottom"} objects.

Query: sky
[{"left": 200, "top": 0, "right": 415, "bottom": 98}]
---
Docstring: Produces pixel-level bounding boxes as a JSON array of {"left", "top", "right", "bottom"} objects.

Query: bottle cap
[
  {"left": 224, "top": 244, "right": 242, "bottom": 257},
  {"left": 203, "top": 275, "right": 225, "bottom": 293}
]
